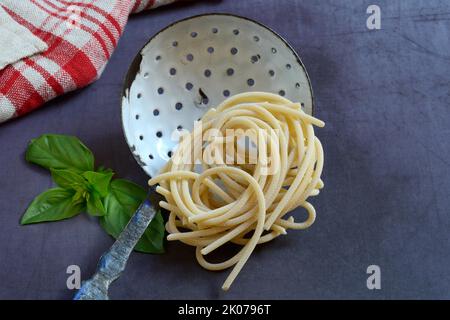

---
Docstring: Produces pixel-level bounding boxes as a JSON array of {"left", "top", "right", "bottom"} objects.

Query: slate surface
[{"left": 1, "top": 0, "right": 449, "bottom": 299}]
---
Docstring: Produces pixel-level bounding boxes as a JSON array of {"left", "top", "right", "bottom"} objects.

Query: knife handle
[{"left": 73, "top": 198, "right": 156, "bottom": 300}]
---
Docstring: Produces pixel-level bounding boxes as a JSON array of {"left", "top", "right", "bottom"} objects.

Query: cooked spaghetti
[{"left": 148, "top": 92, "right": 324, "bottom": 290}]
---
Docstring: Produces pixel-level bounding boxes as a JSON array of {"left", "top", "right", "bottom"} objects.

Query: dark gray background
[{"left": 1, "top": 0, "right": 449, "bottom": 299}]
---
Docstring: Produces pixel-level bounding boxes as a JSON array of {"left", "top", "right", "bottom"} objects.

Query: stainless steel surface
[{"left": 74, "top": 198, "right": 157, "bottom": 300}]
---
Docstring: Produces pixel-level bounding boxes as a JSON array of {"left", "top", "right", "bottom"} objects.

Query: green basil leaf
[
  {"left": 82, "top": 171, "right": 113, "bottom": 197},
  {"left": 99, "top": 179, "right": 165, "bottom": 254},
  {"left": 96, "top": 166, "right": 114, "bottom": 175},
  {"left": 86, "top": 191, "right": 106, "bottom": 217},
  {"left": 135, "top": 210, "right": 165, "bottom": 254},
  {"left": 26, "top": 134, "right": 94, "bottom": 173},
  {"left": 105, "top": 178, "right": 147, "bottom": 207},
  {"left": 72, "top": 187, "right": 87, "bottom": 203},
  {"left": 50, "top": 168, "right": 87, "bottom": 189},
  {"left": 21, "top": 188, "right": 84, "bottom": 224}
]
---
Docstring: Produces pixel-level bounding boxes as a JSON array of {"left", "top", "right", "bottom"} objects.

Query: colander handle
[{"left": 73, "top": 196, "right": 157, "bottom": 300}]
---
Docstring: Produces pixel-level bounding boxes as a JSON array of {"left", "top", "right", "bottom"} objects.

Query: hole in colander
[
  {"left": 253, "top": 35, "right": 260, "bottom": 42},
  {"left": 199, "top": 88, "right": 209, "bottom": 105},
  {"left": 169, "top": 68, "right": 176, "bottom": 76},
  {"left": 233, "top": 29, "right": 239, "bottom": 35},
  {"left": 227, "top": 68, "right": 234, "bottom": 76},
  {"left": 153, "top": 109, "right": 159, "bottom": 116},
  {"left": 157, "top": 87, "right": 164, "bottom": 95},
  {"left": 223, "top": 89, "right": 230, "bottom": 97},
  {"left": 247, "top": 78, "right": 255, "bottom": 86},
  {"left": 286, "top": 63, "right": 292, "bottom": 70},
  {"left": 271, "top": 47, "right": 277, "bottom": 54},
  {"left": 156, "top": 131, "right": 162, "bottom": 138},
  {"left": 269, "top": 70, "right": 275, "bottom": 77},
  {"left": 168, "top": 151, "right": 173, "bottom": 158},
  {"left": 279, "top": 90, "right": 285, "bottom": 96},
  {"left": 149, "top": 154, "right": 154, "bottom": 160},
  {"left": 139, "top": 135, "right": 144, "bottom": 140},
  {"left": 207, "top": 46, "right": 214, "bottom": 54},
  {"left": 155, "top": 55, "right": 161, "bottom": 61},
  {"left": 186, "top": 53, "right": 194, "bottom": 61},
  {"left": 296, "top": 83, "right": 301, "bottom": 88},
  {"left": 204, "top": 69, "right": 211, "bottom": 77},
  {"left": 137, "top": 93, "right": 142, "bottom": 99},
  {"left": 172, "top": 41, "right": 178, "bottom": 47},
  {"left": 190, "top": 31, "right": 197, "bottom": 38},
  {"left": 175, "top": 102, "right": 183, "bottom": 110},
  {"left": 185, "top": 82, "right": 193, "bottom": 91},
  {"left": 135, "top": 114, "right": 140, "bottom": 120},
  {"left": 230, "top": 47, "right": 238, "bottom": 55},
  {"left": 177, "top": 125, "right": 183, "bottom": 130},
  {"left": 143, "top": 72, "right": 149, "bottom": 78},
  {"left": 251, "top": 54, "right": 261, "bottom": 63},
  {"left": 301, "top": 102, "right": 305, "bottom": 108},
  {"left": 212, "top": 27, "right": 218, "bottom": 34}
]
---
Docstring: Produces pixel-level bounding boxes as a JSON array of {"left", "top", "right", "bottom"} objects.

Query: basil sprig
[{"left": 21, "top": 134, "right": 165, "bottom": 254}]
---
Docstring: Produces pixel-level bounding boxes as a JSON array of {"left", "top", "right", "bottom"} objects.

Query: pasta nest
[{"left": 149, "top": 92, "right": 325, "bottom": 290}]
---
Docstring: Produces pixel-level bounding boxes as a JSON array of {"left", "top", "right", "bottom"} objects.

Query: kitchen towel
[{"left": 0, "top": 0, "right": 180, "bottom": 123}]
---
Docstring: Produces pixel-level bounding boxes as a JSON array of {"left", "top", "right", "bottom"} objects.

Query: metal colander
[
  {"left": 75, "top": 13, "right": 316, "bottom": 300},
  {"left": 121, "top": 13, "right": 314, "bottom": 178}
]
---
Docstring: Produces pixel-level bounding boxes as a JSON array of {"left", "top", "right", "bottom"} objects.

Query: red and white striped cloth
[{"left": 0, "top": 0, "right": 180, "bottom": 123}]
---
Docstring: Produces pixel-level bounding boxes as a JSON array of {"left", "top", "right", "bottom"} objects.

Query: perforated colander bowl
[
  {"left": 121, "top": 13, "right": 314, "bottom": 178},
  {"left": 75, "top": 13, "right": 317, "bottom": 300}
]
